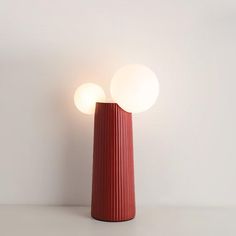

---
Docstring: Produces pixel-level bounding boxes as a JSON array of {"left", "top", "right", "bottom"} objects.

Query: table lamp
[{"left": 74, "top": 64, "right": 159, "bottom": 222}]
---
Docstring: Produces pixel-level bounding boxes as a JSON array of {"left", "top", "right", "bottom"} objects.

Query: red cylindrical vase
[{"left": 91, "top": 103, "right": 135, "bottom": 222}]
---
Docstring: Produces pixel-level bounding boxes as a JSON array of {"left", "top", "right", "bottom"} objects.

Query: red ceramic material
[{"left": 91, "top": 103, "right": 135, "bottom": 222}]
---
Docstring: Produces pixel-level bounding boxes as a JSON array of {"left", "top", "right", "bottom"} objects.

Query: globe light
[
  {"left": 74, "top": 83, "right": 106, "bottom": 115},
  {"left": 110, "top": 64, "right": 159, "bottom": 113}
]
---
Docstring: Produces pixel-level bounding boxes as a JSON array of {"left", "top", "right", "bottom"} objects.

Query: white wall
[{"left": 0, "top": 0, "right": 236, "bottom": 206}]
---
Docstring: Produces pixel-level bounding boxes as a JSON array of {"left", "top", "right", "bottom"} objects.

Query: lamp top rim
[{"left": 95, "top": 102, "right": 132, "bottom": 114}]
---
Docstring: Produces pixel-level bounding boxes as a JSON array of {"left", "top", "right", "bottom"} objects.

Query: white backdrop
[{"left": 0, "top": 0, "right": 236, "bottom": 206}]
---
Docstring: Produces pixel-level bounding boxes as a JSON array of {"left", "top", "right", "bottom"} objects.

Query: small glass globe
[
  {"left": 74, "top": 83, "right": 106, "bottom": 115},
  {"left": 110, "top": 64, "right": 159, "bottom": 113}
]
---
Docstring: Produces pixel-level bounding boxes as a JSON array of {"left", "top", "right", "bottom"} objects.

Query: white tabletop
[{"left": 0, "top": 206, "right": 235, "bottom": 236}]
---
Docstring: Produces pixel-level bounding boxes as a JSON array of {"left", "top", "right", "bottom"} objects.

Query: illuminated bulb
[
  {"left": 110, "top": 64, "right": 159, "bottom": 113},
  {"left": 74, "top": 83, "right": 106, "bottom": 115}
]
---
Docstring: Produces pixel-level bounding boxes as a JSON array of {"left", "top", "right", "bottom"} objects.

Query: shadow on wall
[
  {"left": 58, "top": 84, "right": 94, "bottom": 206},
  {"left": 0, "top": 55, "right": 107, "bottom": 205}
]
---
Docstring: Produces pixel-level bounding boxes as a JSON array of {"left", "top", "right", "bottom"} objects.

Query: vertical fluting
[{"left": 91, "top": 103, "right": 135, "bottom": 222}]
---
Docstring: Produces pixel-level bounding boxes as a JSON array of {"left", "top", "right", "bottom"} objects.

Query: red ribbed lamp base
[{"left": 91, "top": 103, "right": 135, "bottom": 222}]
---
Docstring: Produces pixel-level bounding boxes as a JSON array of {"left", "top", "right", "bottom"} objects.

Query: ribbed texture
[{"left": 91, "top": 103, "right": 135, "bottom": 222}]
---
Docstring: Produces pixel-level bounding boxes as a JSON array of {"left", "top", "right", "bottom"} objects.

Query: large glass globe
[{"left": 110, "top": 65, "right": 159, "bottom": 113}]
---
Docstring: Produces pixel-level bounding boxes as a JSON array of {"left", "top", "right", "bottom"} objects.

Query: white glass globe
[
  {"left": 74, "top": 83, "right": 106, "bottom": 115},
  {"left": 110, "top": 64, "right": 159, "bottom": 113}
]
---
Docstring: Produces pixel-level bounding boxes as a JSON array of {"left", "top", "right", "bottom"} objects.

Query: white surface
[
  {"left": 0, "top": 0, "right": 236, "bottom": 206},
  {"left": 0, "top": 206, "right": 236, "bottom": 236}
]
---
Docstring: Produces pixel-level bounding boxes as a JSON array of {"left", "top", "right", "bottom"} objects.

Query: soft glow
[
  {"left": 110, "top": 64, "right": 159, "bottom": 113},
  {"left": 74, "top": 83, "right": 106, "bottom": 115}
]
